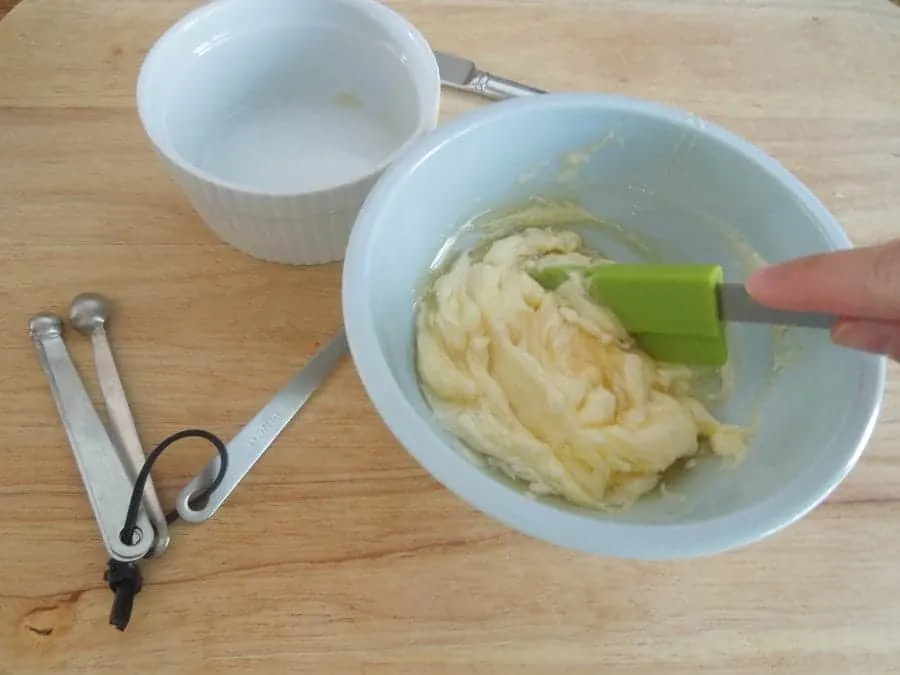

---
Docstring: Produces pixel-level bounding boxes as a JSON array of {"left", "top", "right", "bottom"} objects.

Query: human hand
[{"left": 746, "top": 240, "right": 900, "bottom": 360}]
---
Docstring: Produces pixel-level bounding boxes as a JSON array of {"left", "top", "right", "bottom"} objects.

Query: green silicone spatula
[{"left": 530, "top": 263, "right": 837, "bottom": 366}]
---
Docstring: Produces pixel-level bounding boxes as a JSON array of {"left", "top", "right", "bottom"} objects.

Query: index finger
[{"left": 745, "top": 240, "right": 900, "bottom": 320}]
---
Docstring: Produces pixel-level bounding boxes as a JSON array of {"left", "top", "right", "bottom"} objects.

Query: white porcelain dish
[
  {"left": 342, "top": 92, "right": 886, "bottom": 560},
  {"left": 137, "top": 0, "right": 440, "bottom": 265}
]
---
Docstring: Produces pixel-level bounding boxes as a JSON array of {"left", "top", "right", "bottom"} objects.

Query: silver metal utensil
[
  {"left": 175, "top": 328, "right": 349, "bottom": 522},
  {"left": 29, "top": 312, "right": 154, "bottom": 562},
  {"left": 69, "top": 293, "right": 171, "bottom": 557},
  {"left": 435, "top": 50, "right": 546, "bottom": 100},
  {"left": 717, "top": 283, "right": 837, "bottom": 328}
]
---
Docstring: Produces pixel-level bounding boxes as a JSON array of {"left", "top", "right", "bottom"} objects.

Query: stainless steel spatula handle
[{"left": 719, "top": 283, "right": 838, "bottom": 329}]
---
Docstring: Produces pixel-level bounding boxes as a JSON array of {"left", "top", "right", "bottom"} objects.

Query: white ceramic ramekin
[{"left": 137, "top": 0, "right": 440, "bottom": 265}]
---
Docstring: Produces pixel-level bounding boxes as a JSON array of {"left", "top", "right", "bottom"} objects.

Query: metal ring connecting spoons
[
  {"left": 176, "top": 328, "right": 348, "bottom": 522},
  {"left": 69, "top": 293, "right": 171, "bottom": 556},
  {"left": 29, "top": 313, "right": 153, "bottom": 562}
]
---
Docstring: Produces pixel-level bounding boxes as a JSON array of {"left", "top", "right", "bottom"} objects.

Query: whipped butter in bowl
[
  {"left": 416, "top": 226, "right": 746, "bottom": 512},
  {"left": 342, "top": 93, "right": 884, "bottom": 560}
]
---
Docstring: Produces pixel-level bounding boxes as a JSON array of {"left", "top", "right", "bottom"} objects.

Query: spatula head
[{"left": 530, "top": 263, "right": 728, "bottom": 366}]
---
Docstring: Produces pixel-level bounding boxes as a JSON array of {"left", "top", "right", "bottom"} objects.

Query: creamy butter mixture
[{"left": 415, "top": 228, "right": 746, "bottom": 510}]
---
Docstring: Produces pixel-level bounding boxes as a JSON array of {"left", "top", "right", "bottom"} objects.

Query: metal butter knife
[{"left": 435, "top": 50, "right": 546, "bottom": 100}]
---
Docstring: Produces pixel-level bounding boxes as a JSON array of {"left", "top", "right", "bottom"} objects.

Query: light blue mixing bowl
[{"left": 341, "top": 93, "right": 885, "bottom": 559}]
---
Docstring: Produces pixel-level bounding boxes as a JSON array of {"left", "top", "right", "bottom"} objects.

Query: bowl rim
[
  {"left": 342, "top": 92, "right": 887, "bottom": 560},
  {"left": 135, "top": 0, "right": 441, "bottom": 199}
]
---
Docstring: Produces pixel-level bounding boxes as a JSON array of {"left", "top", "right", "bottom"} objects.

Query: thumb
[
  {"left": 832, "top": 319, "right": 900, "bottom": 361},
  {"left": 746, "top": 240, "right": 900, "bottom": 320}
]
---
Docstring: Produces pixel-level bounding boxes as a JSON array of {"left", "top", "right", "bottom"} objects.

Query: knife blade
[{"left": 434, "top": 50, "right": 546, "bottom": 100}]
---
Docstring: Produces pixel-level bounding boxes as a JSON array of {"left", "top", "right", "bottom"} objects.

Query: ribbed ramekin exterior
[{"left": 164, "top": 157, "right": 381, "bottom": 266}]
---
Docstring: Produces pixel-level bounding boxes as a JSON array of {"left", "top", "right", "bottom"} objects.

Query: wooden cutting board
[{"left": 1, "top": 0, "right": 899, "bottom": 672}]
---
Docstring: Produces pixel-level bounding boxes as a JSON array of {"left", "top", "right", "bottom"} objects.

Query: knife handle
[{"left": 469, "top": 70, "right": 546, "bottom": 100}]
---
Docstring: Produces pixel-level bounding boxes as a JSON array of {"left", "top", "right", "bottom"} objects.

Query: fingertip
[{"left": 745, "top": 265, "right": 778, "bottom": 301}]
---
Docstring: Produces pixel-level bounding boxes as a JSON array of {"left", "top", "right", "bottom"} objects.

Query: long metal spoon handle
[
  {"left": 90, "top": 327, "right": 170, "bottom": 556},
  {"left": 29, "top": 313, "right": 153, "bottom": 562},
  {"left": 176, "top": 328, "right": 348, "bottom": 522}
]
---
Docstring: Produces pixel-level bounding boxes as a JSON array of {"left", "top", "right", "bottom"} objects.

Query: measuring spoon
[
  {"left": 69, "top": 293, "right": 171, "bottom": 557},
  {"left": 29, "top": 313, "right": 154, "bottom": 562},
  {"left": 176, "top": 328, "right": 348, "bottom": 522}
]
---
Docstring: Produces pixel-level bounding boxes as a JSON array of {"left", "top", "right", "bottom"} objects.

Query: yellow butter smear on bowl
[{"left": 415, "top": 227, "right": 747, "bottom": 511}]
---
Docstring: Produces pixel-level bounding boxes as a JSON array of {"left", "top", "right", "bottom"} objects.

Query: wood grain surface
[
  {"left": 0, "top": 1, "right": 19, "bottom": 20},
  {"left": 2, "top": 0, "right": 900, "bottom": 672}
]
